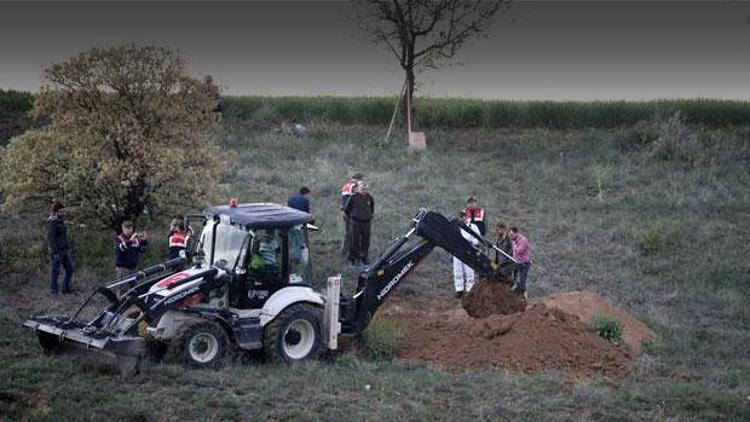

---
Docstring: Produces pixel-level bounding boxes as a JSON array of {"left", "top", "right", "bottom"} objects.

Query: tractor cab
[{"left": 197, "top": 203, "right": 315, "bottom": 309}]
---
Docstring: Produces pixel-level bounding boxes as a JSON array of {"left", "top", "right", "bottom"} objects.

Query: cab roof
[{"left": 204, "top": 203, "right": 313, "bottom": 229}]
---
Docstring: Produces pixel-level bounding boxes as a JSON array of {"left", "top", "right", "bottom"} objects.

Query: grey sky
[{"left": 1, "top": 1, "right": 748, "bottom": 100}]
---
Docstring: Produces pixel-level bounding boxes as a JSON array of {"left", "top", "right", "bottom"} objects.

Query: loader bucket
[
  {"left": 24, "top": 316, "right": 146, "bottom": 376},
  {"left": 22, "top": 258, "right": 187, "bottom": 376}
]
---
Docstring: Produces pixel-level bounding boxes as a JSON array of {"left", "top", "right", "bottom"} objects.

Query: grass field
[{"left": 1, "top": 113, "right": 749, "bottom": 420}]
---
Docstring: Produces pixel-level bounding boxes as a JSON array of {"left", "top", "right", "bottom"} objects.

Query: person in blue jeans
[{"left": 47, "top": 201, "right": 75, "bottom": 295}]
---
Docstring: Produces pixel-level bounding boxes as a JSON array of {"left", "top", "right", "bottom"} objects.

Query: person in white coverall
[{"left": 453, "top": 223, "right": 480, "bottom": 298}]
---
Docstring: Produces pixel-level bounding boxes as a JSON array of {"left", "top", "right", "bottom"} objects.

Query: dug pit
[{"left": 381, "top": 285, "right": 649, "bottom": 380}]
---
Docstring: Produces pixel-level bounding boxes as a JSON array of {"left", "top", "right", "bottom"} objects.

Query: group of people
[
  {"left": 286, "top": 173, "right": 376, "bottom": 268},
  {"left": 452, "top": 196, "right": 532, "bottom": 299},
  {"left": 46, "top": 202, "right": 193, "bottom": 295},
  {"left": 47, "top": 186, "right": 530, "bottom": 298}
]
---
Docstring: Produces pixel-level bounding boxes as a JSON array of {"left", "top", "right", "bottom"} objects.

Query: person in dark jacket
[
  {"left": 339, "top": 173, "right": 363, "bottom": 257},
  {"left": 287, "top": 186, "right": 312, "bottom": 214},
  {"left": 343, "top": 181, "right": 375, "bottom": 266},
  {"left": 47, "top": 201, "right": 74, "bottom": 294},
  {"left": 114, "top": 221, "right": 148, "bottom": 280},
  {"left": 494, "top": 222, "right": 513, "bottom": 266}
]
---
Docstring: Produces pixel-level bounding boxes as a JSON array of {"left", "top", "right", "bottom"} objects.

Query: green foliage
[
  {"left": 634, "top": 226, "right": 669, "bottom": 255},
  {"left": 649, "top": 110, "right": 703, "bottom": 164},
  {"left": 361, "top": 317, "right": 402, "bottom": 362},
  {"left": 588, "top": 163, "right": 614, "bottom": 200},
  {"left": 224, "top": 96, "right": 750, "bottom": 129},
  {"left": 641, "top": 337, "right": 665, "bottom": 356},
  {"left": 614, "top": 119, "right": 659, "bottom": 151},
  {"left": 0, "top": 90, "right": 35, "bottom": 144},
  {"left": 590, "top": 314, "right": 624, "bottom": 347},
  {"left": 0, "top": 45, "right": 230, "bottom": 232},
  {"left": 0, "top": 89, "right": 34, "bottom": 118}
]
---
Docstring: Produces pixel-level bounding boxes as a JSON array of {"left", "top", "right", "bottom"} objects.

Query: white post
[{"left": 324, "top": 275, "right": 342, "bottom": 350}]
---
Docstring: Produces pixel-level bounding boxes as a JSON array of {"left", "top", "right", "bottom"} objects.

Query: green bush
[
  {"left": 590, "top": 314, "right": 624, "bottom": 347},
  {"left": 649, "top": 111, "right": 704, "bottom": 163},
  {"left": 588, "top": 163, "right": 614, "bottom": 200},
  {"left": 361, "top": 317, "right": 402, "bottom": 362},
  {"left": 614, "top": 119, "right": 659, "bottom": 151},
  {"left": 0, "top": 90, "right": 34, "bottom": 118},
  {"left": 634, "top": 226, "right": 669, "bottom": 255}
]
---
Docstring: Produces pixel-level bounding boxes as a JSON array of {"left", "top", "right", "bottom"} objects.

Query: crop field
[{"left": 1, "top": 107, "right": 749, "bottom": 420}]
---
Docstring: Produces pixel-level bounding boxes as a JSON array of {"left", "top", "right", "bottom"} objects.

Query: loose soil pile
[
  {"left": 461, "top": 278, "right": 526, "bottom": 317},
  {"left": 382, "top": 289, "right": 643, "bottom": 379},
  {"left": 540, "top": 291, "right": 655, "bottom": 353}
]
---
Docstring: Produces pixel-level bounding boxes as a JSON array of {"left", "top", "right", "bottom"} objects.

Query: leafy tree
[
  {"left": 354, "top": 0, "right": 510, "bottom": 126},
  {"left": 0, "top": 45, "right": 229, "bottom": 233}
]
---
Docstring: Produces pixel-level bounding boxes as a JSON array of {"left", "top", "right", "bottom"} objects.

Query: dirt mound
[
  {"left": 383, "top": 297, "right": 633, "bottom": 379},
  {"left": 461, "top": 278, "right": 526, "bottom": 318},
  {"left": 540, "top": 291, "right": 655, "bottom": 353}
]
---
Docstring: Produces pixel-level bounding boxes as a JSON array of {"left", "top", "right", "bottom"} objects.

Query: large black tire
[
  {"left": 173, "top": 320, "right": 230, "bottom": 369},
  {"left": 263, "top": 304, "right": 323, "bottom": 364}
]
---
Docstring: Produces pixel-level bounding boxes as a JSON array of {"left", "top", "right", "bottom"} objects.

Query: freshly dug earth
[
  {"left": 461, "top": 277, "right": 526, "bottom": 317},
  {"left": 382, "top": 295, "right": 634, "bottom": 379},
  {"left": 540, "top": 291, "right": 656, "bottom": 353}
]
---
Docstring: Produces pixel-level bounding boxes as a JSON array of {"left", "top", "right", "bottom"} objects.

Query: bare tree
[{"left": 354, "top": 0, "right": 511, "bottom": 126}]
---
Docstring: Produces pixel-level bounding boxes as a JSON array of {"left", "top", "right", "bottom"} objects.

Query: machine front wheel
[
  {"left": 263, "top": 304, "right": 322, "bottom": 364},
  {"left": 174, "top": 320, "right": 230, "bottom": 369}
]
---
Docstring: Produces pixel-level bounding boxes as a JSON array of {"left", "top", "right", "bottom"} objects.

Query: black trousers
[{"left": 348, "top": 219, "right": 371, "bottom": 262}]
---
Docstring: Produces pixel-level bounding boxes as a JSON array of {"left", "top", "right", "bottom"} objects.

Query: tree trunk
[{"left": 404, "top": 65, "right": 418, "bottom": 131}]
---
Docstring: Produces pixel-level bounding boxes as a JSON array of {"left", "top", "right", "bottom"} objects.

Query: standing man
[
  {"left": 453, "top": 223, "right": 480, "bottom": 298},
  {"left": 340, "top": 173, "right": 363, "bottom": 256},
  {"left": 462, "top": 196, "right": 486, "bottom": 236},
  {"left": 287, "top": 186, "right": 312, "bottom": 214},
  {"left": 344, "top": 181, "right": 374, "bottom": 267},
  {"left": 494, "top": 222, "right": 513, "bottom": 265},
  {"left": 510, "top": 226, "right": 532, "bottom": 295},
  {"left": 167, "top": 218, "right": 191, "bottom": 260},
  {"left": 47, "top": 201, "right": 74, "bottom": 295},
  {"left": 114, "top": 221, "right": 149, "bottom": 280}
]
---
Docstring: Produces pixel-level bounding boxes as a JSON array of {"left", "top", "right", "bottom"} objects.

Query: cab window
[{"left": 288, "top": 224, "right": 310, "bottom": 284}]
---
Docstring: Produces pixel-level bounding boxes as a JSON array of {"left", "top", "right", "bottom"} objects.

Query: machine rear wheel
[
  {"left": 263, "top": 304, "right": 322, "bottom": 364},
  {"left": 174, "top": 320, "right": 230, "bottom": 369}
]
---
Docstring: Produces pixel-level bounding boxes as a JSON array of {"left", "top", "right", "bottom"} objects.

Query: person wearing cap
[
  {"left": 462, "top": 196, "right": 486, "bottom": 236},
  {"left": 340, "top": 173, "right": 363, "bottom": 256},
  {"left": 114, "top": 221, "right": 149, "bottom": 280},
  {"left": 287, "top": 186, "right": 312, "bottom": 214},
  {"left": 47, "top": 201, "right": 75, "bottom": 295},
  {"left": 454, "top": 223, "right": 481, "bottom": 298}
]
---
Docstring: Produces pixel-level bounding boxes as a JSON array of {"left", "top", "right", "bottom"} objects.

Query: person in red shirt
[
  {"left": 168, "top": 218, "right": 191, "bottom": 260},
  {"left": 462, "top": 196, "right": 486, "bottom": 236}
]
